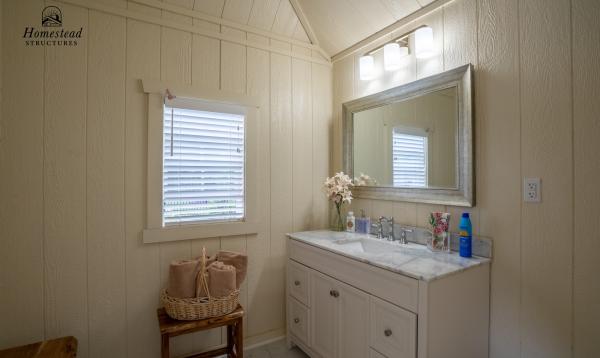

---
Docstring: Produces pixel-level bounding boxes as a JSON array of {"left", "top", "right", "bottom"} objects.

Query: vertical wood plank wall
[
  {"left": 335, "top": 0, "right": 599, "bottom": 357},
  {"left": 0, "top": 0, "right": 332, "bottom": 357}
]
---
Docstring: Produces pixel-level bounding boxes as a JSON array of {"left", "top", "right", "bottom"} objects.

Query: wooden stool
[{"left": 157, "top": 304, "right": 244, "bottom": 358}]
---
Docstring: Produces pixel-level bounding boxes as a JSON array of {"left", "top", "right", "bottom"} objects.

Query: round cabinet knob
[
  {"left": 384, "top": 329, "right": 393, "bottom": 337},
  {"left": 294, "top": 280, "right": 300, "bottom": 286},
  {"left": 330, "top": 290, "right": 339, "bottom": 298},
  {"left": 294, "top": 318, "right": 300, "bottom": 324}
]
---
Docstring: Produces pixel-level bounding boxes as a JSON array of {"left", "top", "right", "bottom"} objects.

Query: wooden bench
[
  {"left": 157, "top": 305, "right": 244, "bottom": 358},
  {"left": 0, "top": 336, "right": 77, "bottom": 358}
]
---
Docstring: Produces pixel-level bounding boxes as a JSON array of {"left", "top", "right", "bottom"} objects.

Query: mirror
[{"left": 343, "top": 64, "right": 473, "bottom": 206}]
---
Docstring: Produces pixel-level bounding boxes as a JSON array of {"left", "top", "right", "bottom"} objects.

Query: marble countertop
[{"left": 287, "top": 230, "right": 491, "bottom": 282}]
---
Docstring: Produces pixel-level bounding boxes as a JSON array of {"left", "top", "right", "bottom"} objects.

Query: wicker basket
[{"left": 161, "top": 248, "right": 240, "bottom": 321}]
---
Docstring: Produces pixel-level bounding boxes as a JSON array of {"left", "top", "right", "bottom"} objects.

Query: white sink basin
[{"left": 332, "top": 237, "right": 417, "bottom": 265}]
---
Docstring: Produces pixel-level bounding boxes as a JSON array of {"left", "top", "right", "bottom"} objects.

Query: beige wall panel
[
  {"left": 292, "top": 21, "right": 311, "bottom": 43},
  {"left": 219, "top": 36, "right": 250, "bottom": 335},
  {"left": 392, "top": 202, "right": 417, "bottom": 226},
  {"left": 248, "top": 0, "right": 281, "bottom": 30},
  {"left": 191, "top": 34, "right": 220, "bottom": 90},
  {"left": 573, "top": 0, "right": 600, "bottom": 357},
  {"left": 124, "top": 18, "right": 162, "bottom": 358},
  {"left": 222, "top": 0, "right": 253, "bottom": 24},
  {"left": 160, "top": 28, "right": 192, "bottom": 85},
  {"left": 193, "top": 0, "right": 225, "bottom": 17},
  {"left": 159, "top": 24, "right": 195, "bottom": 357},
  {"left": 442, "top": 0, "right": 476, "bottom": 70},
  {"left": 292, "top": 58, "right": 313, "bottom": 231},
  {"left": 270, "top": 52, "right": 293, "bottom": 330},
  {"left": 476, "top": 0, "right": 522, "bottom": 356},
  {"left": 86, "top": 10, "right": 127, "bottom": 358},
  {"left": 221, "top": 40, "right": 247, "bottom": 94},
  {"left": 332, "top": 56, "right": 354, "bottom": 172},
  {"left": 43, "top": 2, "right": 89, "bottom": 355},
  {"left": 519, "top": 0, "right": 573, "bottom": 357},
  {"left": 246, "top": 44, "right": 276, "bottom": 336},
  {"left": 311, "top": 63, "right": 333, "bottom": 228},
  {"left": 271, "top": 0, "right": 298, "bottom": 37},
  {"left": 165, "top": 0, "right": 194, "bottom": 10},
  {"left": 0, "top": 0, "right": 45, "bottom": 348}
]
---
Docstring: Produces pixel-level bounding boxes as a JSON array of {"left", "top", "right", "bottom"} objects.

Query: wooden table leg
[
  {"left": 161, "top": 334, "right": 170, "bottom": 358},
  {"left": 227, "top": 324, "right": 234, "bottom": 355},
  {"left": 235, "top": 318, "right": 243, "bottom": 358}
]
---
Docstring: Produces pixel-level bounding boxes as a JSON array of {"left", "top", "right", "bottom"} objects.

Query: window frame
[
  {"left": 391, "top": 126, "right": 429, "bottom": 188},
  {"left": 142, "top": 79, "right": 262, "bottom": 244}
]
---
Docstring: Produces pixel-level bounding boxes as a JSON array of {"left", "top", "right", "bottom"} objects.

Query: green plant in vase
[{"left": 323, "top": 172, "right": 353, "bottom": 231}]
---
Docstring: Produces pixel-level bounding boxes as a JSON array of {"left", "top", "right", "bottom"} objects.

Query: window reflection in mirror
[{"left": 352, "top": 86, "right": 458, "bottom": 189}]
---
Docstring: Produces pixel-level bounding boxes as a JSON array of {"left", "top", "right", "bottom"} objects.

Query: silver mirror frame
[{"left": 343, "top": 64, "right": 474, "bottom": 207}]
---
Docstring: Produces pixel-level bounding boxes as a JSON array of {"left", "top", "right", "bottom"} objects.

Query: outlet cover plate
[{"left": 524, "top": 177, "right": 541, "bottom": 203}]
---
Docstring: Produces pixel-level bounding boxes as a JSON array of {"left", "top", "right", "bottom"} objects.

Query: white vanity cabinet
[
  {"left": 309, "top": 269, "right": 370, "bottom": 358},
  {"left": 286, "top": 234, "right": 490, "bottom": 358}
]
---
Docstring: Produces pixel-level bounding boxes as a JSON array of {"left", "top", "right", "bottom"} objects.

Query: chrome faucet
[
  {"left": 378, "top": 216, "right": 394, "bottom": 241},
  {"left": 399, "top": 227, "right": 413, "bottom": 245}
]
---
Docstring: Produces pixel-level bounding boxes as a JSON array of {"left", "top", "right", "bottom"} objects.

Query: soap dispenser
[
  {"left": 346, "top": 211, "right": 355, "bottom": 232},
  {"left": 356, "top": 209, "right": 371, "bottom": 234}
]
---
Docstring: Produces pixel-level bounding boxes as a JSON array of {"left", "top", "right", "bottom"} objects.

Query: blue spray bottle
[{"left": 459, "top": 213, "right": 472, "bottom": 258}]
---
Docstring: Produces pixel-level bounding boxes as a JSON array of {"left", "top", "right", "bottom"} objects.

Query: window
[
  {"left": 392, "top": 127, "right": 428, "bottom": 187},
  {"left": 142, "top": 80, "right": 261, "bottom": 243},
  {"left": 163, "top": 104, "right": 245, "bottom": 225}
]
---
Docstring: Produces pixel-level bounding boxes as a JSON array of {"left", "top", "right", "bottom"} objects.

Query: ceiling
[
  {"left": 295, "top": 0, "right": 436, "bottom": 56},
  {"left": 188, "top": 0, "right": 311, "bottom": 43},
  {"left": 178, "top": 0, "right": 437, "bottom": 58}
]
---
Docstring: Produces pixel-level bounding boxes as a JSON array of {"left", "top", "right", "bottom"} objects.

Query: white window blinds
[
  {"left": 163, "top": 103, "right": 245, "bottom": 225},
  {"left": 392, "top": 128, "right": 428, "bottom": 187}
]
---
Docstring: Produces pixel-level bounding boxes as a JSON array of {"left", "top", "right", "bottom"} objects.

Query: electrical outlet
[{"left": 524, "top": 178, "right": 541, "bottom": 203}]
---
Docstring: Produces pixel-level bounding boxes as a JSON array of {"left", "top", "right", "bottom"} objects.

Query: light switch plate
[{"left": 524, "top": 177, "right": 541, "bottom": 203}]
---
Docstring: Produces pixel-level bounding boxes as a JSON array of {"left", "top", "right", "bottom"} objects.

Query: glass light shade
[
  {"left": 359, "top": 55, "right": 375, "bottom": 80},
  {"left": 415, "top": 26, "right": 434, "bottom": 59},
  {"left": 383, "top": 43, "right": 402, "bottom": 71}
]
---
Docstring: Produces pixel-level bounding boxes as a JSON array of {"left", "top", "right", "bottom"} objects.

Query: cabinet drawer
[
  {"left": 288, "top": 297, "right": 309, "bottom": 346},
  {"left": 289, "top": 239, "right": 418, "bottom": 312},
  {"left": 370, "top": 296, "right": 417, "bottom": 358},
  {"left": 288, "top": 259, "right": 310, "bottom": 306}
]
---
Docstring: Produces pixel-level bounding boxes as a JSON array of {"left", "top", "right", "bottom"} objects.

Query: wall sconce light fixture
[
  {"left": 415, "top": 26, "right": 434, "bottom": 59},
  {"left": 359, "top": 55, "right": 375, "bottom": 80},
  {"left": 359, "top": 25, "right": 434, "bottom": 80}
]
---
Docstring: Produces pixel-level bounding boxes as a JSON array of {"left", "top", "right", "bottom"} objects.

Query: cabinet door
[
  {"left": 369, "top": 296, "right": 417, "bottom": 358},
  {"left": 310, "top": 270, "right": 337, "bottom": 358},
  {"left": 336, "top": 280, "right": 370, "bottom": 358}
]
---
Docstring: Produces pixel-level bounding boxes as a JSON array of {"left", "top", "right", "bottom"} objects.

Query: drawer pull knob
[
  {"left": 384, "top": 329, "right": 393, "bottom": 337},
  {"left": 330, "top": 290, "right": 339, "bottom": 298},
  {"left": 294, "top": 280, "right": 300, "bottom": 286},
  {"left": 294, "top": 318, "right": 300, "bottom": 324}
]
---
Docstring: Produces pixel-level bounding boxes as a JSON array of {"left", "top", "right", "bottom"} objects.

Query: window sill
[{"left": 142, "top": 220, "right": 259, "bottom": 244}]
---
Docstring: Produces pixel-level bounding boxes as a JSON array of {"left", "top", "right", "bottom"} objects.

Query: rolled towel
[
  {"left": 167, "top": 259, "right": 201, "bottom": 298},
  {"left": 217, "top": 251, "right": 248, "bottom": 289},
  {"left": 207, "top": 261, "right": 237, "bottom": 297}
]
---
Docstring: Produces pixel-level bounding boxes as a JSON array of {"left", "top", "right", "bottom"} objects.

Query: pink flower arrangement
[
  {"left": 428, "top": 212, "right": 451, "bottom": 251},
  {"left": 323, "top": 172, "right": 353, "bottom": 205},
  {"left": 323, "top": 172, "right": 353, "bottom": 230}
]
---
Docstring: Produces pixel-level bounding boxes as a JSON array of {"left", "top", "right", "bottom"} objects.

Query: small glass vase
[
  {"left": 331, "top": 204, "right": 345, "bottom": 232},
  {"left": 428, "top": 212, "right": 451, "bottom": 252}
]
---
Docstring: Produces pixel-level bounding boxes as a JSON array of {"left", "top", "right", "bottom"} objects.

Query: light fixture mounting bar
[{"left": 365, "top": 24, "right": 428, "bottom": 56}]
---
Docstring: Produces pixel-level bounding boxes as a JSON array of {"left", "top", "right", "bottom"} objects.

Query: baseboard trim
[{"left": 244, "top": 329, "right": 286, "bottom": 351}]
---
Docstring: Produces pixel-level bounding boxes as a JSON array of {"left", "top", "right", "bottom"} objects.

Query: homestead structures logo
[
  {"left": 23, "top": 6, "right": 83, "bottom": 46},
  {"left": 42, "top": 6, "right": 62, "bottom": 27}
]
